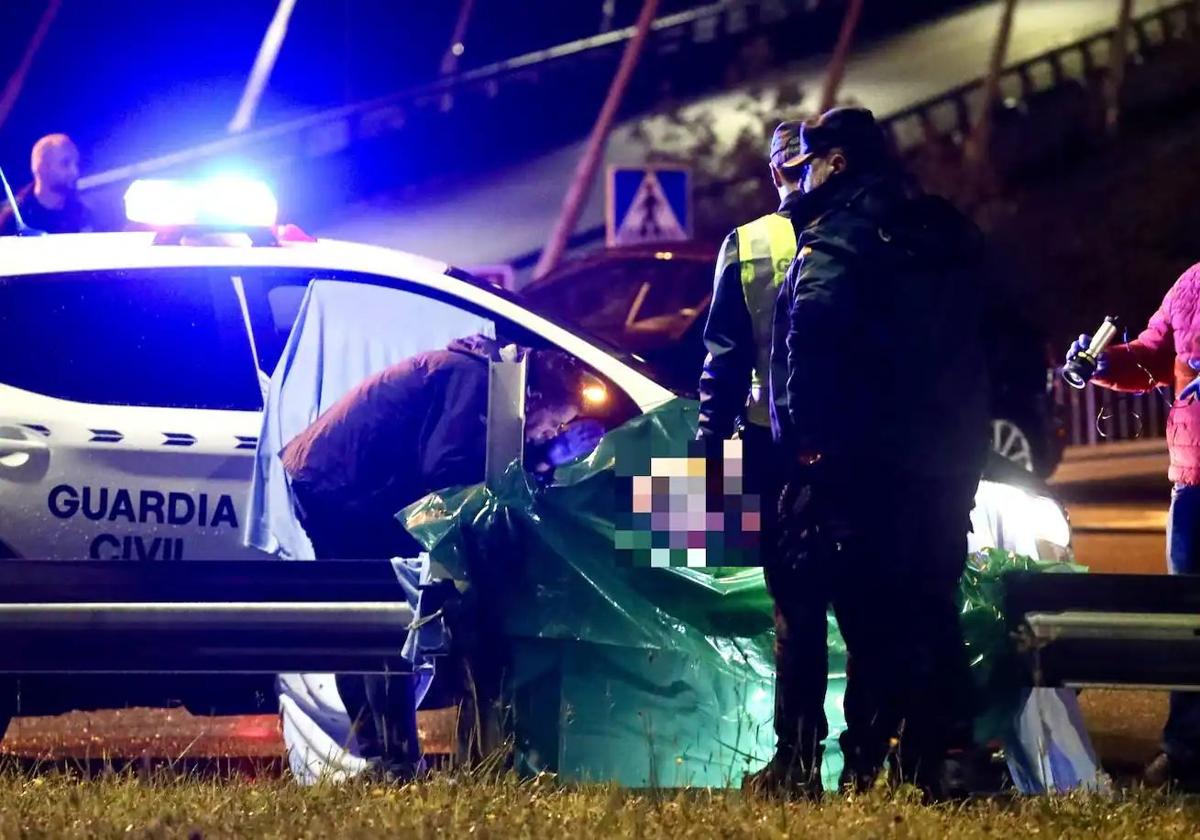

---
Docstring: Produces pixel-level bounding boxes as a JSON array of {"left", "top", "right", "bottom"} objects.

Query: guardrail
[
  {"left": 1005, "top": 571, "right": 1200, "bottom": 690},
  {"left": 0, "top": 560, "right": 418, "bottom": 675}
]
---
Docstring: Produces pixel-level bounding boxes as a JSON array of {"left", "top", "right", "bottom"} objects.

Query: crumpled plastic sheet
[
  {"left": 278, "top": 556, "right": 439, "bottom": 785},
  {"left": 401, "top": 399, "right": 1098, "bottom": 790}
]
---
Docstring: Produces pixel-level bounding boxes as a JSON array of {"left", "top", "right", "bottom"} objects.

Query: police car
[
  {"left": 0, "top": 177, "right": 1071, "bottom": 732},
  {"left": 0, "top": 177, "right": 671, "bottom": 564}
]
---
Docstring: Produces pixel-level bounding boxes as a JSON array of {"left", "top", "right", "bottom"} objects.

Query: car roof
[
  {"left": 0, "top": 231, "right": 675, "bottom": 408},
  {"left": 0, "top": 232, "right": 450, "bottom": 280}
]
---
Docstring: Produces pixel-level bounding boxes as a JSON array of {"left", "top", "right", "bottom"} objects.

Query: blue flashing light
[{"left": 125, "top": 176, "right": 278, "bottom": 228}]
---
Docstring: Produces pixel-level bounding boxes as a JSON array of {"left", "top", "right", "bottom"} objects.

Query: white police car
[
  {"left": 0, "top": 177, "right": 1071, "bottom": 741},
  {"left": 0, "top": 177, "right": 1072, "bottom": 566},
  {"left": 0, "top": 177, "right": 671, "bottom": 563}
]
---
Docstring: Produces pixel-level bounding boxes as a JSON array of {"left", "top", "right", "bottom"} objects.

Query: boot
[
  {"left": 838, "top": 761, "right": 886, "bottom": 795},
  {"left": 902, "top": 748, "right": 990, "bottom": 803},
  {"left": 837, "top": 740, "right": 889, "bottom": 794},
  {"left": 742, "top": 747, "right": 823, "bottom": 800},
  {"left": 1144, "top": 752, "right": 1200, "bottom": 793}
]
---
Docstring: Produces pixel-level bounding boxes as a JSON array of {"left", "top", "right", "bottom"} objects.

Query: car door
[
  {"left": 0, "top": 268, "right": 264, "bottom": 560},
  {"left": 234, "top": 268, "right": 648, "bottom": 558}
]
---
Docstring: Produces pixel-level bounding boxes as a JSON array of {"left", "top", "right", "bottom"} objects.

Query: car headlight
[
  {"left": 1029, "top": 494, "right": 1072, "bottom": 552},
  {"left": 973, "top": 480, "right": 1073, "bottom": 563}
]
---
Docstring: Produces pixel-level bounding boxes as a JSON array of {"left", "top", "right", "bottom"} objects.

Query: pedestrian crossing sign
[{"left": 606, "top": 166, "right": 691, "bottom": 247}]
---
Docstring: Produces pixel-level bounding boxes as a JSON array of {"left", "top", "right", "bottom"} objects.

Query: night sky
[{"left": 0, "top": 0, "right": 697, "bottom": 182}]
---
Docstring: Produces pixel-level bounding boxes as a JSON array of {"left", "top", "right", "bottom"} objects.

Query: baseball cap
[
  {"left": 769, "top": 121, "right": 806, "bottom": 170},
  {"left": 797, "top": 107, "right": 888, "bottom": 166}
]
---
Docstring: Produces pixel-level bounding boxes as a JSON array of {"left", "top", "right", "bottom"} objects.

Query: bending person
[{"left": 281, "top": 333, "right": 600, "bottom": 778}]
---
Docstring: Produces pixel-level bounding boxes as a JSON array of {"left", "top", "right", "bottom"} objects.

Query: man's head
[
  {"left": 768, "top": 121, "right": 806, "bottom": 201},
  {"left": 524, "top": 349, "right": 587, "bottom": 445},
  {"left": 31, "top": 134, "right": 81, "bottom": 197},
  {"left": 775, "top": 108, "right": 890, "bottom": 194}
]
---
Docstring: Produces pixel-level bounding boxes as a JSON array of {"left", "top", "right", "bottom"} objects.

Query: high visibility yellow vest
[{"left": 735, "top": 212, "right": 797, "bottom": 427}]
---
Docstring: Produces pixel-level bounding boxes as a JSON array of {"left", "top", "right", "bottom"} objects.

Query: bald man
[{"left": 0, "top": 134, "right": 93, "bottom": 235}]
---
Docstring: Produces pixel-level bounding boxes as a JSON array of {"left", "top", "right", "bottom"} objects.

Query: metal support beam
[
  {"left": 817, "top": 0, "right": 864, "bottom": 113},
  {"left": 533, "top": 0, "right": 662, "bottom": 280},
  {"left": 0, "top": 0, "right": 63, "bottom": 132},
  {"left": 440, "top": 0, "right": 478, "bottom": 77},
  {"left": 229, "top": 0, "right": 299, "bottom": 134},
  {"left": 966, "top": 0, "right": 1019, "bottom": 183},
  {"left": 1105, "top": 0, "right": 1136, "bottom": 134}
]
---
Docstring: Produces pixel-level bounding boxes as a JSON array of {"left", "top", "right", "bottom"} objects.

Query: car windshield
[
  {"left": 523, "top": 258, "right": 711, "bottom": 336},
  {"left": 449, "top": 267, "right": 681, "bottom": 392},
  {"left": 525, "top": 273, "right": 645, "bottom": 334}
]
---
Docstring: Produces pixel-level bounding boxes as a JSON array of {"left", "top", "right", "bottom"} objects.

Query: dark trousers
[
  {"left": 767, "top": 468, "right": 976, "bottom": 783},
  {"left": 292, "top": 487, "right": 422, "bottom": 774},
  {"left": 1165, "top": 483, "right": 1200, "bottom": 766},
  {"left": 739, "top": 426, "right": 824, "bottom": 764}
]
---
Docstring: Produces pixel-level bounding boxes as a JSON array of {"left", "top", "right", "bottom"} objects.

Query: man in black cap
[
  {"left": 698, "top": 121, "right": 808, "bottom": 441},
  {"left": 697, "top": 122, "right": 829, "bottom": 797},
  {"left": 756, "top": 107, "right": 989, "bottom": 799}
]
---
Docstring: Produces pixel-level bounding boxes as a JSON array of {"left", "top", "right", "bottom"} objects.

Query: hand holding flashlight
[{"left": 1063, "top": 316, "right": 1121, "bottom": 389}]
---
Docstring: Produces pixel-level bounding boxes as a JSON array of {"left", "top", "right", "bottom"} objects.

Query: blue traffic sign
[{"left": 607, "top": 166, "right": 691, "bottom": 246}]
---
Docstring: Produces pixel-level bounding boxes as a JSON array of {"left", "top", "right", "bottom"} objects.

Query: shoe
[
  {"left": 838, "top": 763, "right": 883, "bottom": 795},
  {"left": 1144, "top": 752, "right": 1200, "bottom": 792},
  {"left": 929, "top": 750, "right": 975, "bottom": 802},
  {"left": 906, "top": 748, "right": 993, "bottom": 803},
  {"left": 742, "top": 751, "right": 823, "bottom": 800},
  {"left": 360, "top": 756, "right": 427, "bottom": 785}
]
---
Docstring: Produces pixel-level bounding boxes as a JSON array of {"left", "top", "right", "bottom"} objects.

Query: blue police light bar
[{"left": 124, "top": 176, "right": 278, "bottom": 228}]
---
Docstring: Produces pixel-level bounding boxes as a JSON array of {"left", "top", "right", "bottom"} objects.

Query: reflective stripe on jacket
[{"left": 735, "top": 212, "right": 797, "bottom": 427}]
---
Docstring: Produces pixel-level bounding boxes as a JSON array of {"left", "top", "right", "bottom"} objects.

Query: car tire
[{"left": 991, "top": 417, "right": 1036, "bottom": 473}]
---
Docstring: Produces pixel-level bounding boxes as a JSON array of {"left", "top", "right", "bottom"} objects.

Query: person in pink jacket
[{"left": 1068, "top": 261, "right": 1200, "bottom": 791}]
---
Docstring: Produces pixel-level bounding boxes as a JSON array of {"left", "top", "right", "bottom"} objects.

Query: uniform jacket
[
  {"left": 770, "top": 171, "right": 990, "bottom": 481},
  {"left": 1093, "top": 262, "right": 1200, "bottom": 485},
  {"left": 697, "top": 210, "right": 795, "bottom": 439},
  {"left": 281, "top": 335, "right": 495, "bottom": 529}
]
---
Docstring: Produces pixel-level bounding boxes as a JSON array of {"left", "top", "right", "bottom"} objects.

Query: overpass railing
[
  {"left": 881, "top": 0, "right": 1200, "bottom": 164},
  {"left": 515, "top": 0, "right": 1200, "bottom": 269},
  {"left": 76, "top": 0, "right": 806, "bottom": 195}
]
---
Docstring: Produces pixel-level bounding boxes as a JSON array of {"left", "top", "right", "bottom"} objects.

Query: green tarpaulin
[{"left": 403, "top": 399, "right": 1078, "bottom": 788}]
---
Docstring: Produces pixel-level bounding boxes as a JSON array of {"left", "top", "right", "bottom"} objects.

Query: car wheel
[{"left": 991, "top": 418, "right": 1036, "bottom": 472}]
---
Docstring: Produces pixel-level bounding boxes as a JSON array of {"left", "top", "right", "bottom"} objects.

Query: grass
[{"left": 0, "top": 769, "right": 1196, "bottom": 839}]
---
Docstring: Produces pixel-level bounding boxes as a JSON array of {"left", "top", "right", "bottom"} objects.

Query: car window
[
  {"left": 239, "top": 268, "right": 643, "bottom": 438},
  {"left": 268, "top": 285, "right": 307, "bottom": 335},
  {"left": 528, "top": 258, "right": 711, "bottom": 334},
  {"left": 236, "top": 270, "right": 314, "bottom": 374},
  {"left": 0, "top": 270, "right": 262, "bottom": 410}
]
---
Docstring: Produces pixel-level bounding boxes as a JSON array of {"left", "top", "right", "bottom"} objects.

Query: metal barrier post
[{"left": 1085, "top": 385, "right": 1098, "bottom": 446}]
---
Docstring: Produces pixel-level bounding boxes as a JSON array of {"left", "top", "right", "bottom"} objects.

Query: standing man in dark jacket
[
  {"left": 281, "top": 334, "right": 599, "bottom": 778},
  {"left": 763, "top": 107, "right": 989, "bottom": 798},
  {"left": 0, "top": 135, "right": 93, "bottom": 235},
  {"left": 697, "top": 122, "right": 828, "bottom": 796}
]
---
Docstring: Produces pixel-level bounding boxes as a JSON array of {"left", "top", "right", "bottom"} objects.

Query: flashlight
[{"left": 1062, "top": 316, "right": 1121, "bottom": 389}]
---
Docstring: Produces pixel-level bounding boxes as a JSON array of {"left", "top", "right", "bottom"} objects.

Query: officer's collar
[{"left": 778, "top": 172, "right": 883, "bottom": 230}]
